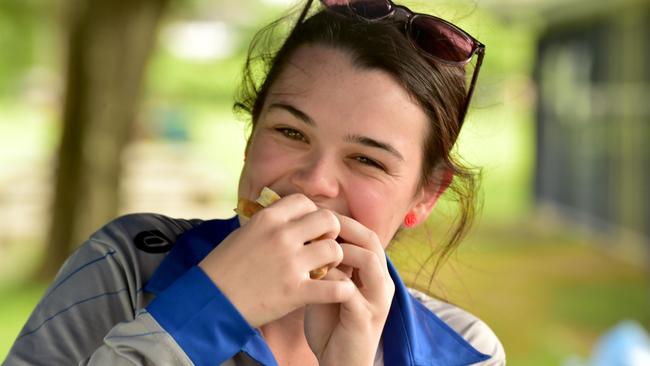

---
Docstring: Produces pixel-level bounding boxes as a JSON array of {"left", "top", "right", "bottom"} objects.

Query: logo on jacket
[{"left": 134, "top": 230, "right": 173, "bottom": 253}]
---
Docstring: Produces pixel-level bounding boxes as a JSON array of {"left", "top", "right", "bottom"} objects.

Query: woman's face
[{"left": 238, "top": 45, "right": 436, "bottom": 247}]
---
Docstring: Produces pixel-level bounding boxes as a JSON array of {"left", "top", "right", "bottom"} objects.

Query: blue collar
[{"left": 145, "top": 217, "right": 490, "bottom": 366}]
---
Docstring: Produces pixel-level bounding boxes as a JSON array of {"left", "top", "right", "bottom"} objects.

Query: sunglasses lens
[
  {"left": 346, "top": 0, "right": 391, "bottom": 20},
  {"left": 410, "top": 15, "right": 474, "bottom": 63}
]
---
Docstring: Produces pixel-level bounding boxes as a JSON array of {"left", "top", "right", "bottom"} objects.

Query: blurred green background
[{"left": 1, "top": 0, "right": 648, "bottom": 365}]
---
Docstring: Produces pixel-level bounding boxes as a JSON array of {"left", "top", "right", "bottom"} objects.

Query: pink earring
[{"left": 403, "top": 212, "right": 417, "bottom": 228}]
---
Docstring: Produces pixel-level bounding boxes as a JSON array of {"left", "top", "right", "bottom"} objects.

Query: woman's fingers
[
  {"left": 299, "top": 238, "right": 343, "bottom": 274},
  {"left": 338, "top": 243, "right": 385, "bottom": 294},
  {"left": 300, "top": 242, "right": 390, "bottom": 307},
  {"left": 254, "top": 193, "right": 318, "bottom": 223},
  {"left": 299, "top": 267, "right": 355, "bottom": 304},
  {"left": 290, "top": 208, "right": 340, "bottom": 242},
  {"left": 199, "top": 193, "right": 345, "bottom": 327},
  {"left": 255, "top": 194, "right": 340, "bottom": 245},
  {"left": 334, "top": 213, "right": 388, "bottom": 277}
]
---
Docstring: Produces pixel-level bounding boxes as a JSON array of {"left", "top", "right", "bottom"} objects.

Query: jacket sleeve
[
  {"left": 2, "top": 214, "right": 256, "bottom": 366},
  {"left": 81, "top": 309, "right": 195, "bottom": 365},
  {"left": 81, "top": 267, "right": 259, "bottom": 366},
  {"left": 144, "top": 266, "right": 259, "bottom": 366}
]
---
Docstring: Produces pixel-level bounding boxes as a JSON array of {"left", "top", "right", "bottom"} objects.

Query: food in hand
[
  {"left": 236, "top": 187, "right": 330, "bottom": 280},
  {"left": 235, "top": 187, "right": 280, "bottom": 225}
]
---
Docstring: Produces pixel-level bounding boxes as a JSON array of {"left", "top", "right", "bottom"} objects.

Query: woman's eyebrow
[
  {"left": 268, "top": 102, "right": 404, "bottom": 161},
  {"left": 345, "top": 134, "right": 405, "bottom": 162},
  {"left": 268, "top": 103, "right": 314, "bottom": 126}
]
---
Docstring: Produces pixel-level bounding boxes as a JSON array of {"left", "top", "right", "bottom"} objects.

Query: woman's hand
[
  {"left": 304, "top": 214, "right": 396, "bottom": 366},
  {"left": 199, "top": 194, "right": 355, "bottom": 328}
]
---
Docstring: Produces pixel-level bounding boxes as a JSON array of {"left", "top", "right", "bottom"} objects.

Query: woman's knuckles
[
  {"left": 330, "top": 240, "right": 344, "bottom": 263},
  {"left": 317, "top": 209, "right": 341, "bottom": 235},
  {"left": 270, "top": 227, "right": 294, "bottom": 248},
  {"left": 284, "top": 193, "right": 318, "bottom": 212},
  {"left": 312, "top": 239, "right": 343, "bottom": 264},
  {"left": 344, "top": 246, "right": 377, "bottom": 270},
  {"left": 248, "top": 207, "right": 271, "bottom": 224}
]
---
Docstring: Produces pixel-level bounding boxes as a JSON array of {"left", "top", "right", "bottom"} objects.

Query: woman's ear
[{"left": 408, "top": 169, "right": 454, "bottom": 226}]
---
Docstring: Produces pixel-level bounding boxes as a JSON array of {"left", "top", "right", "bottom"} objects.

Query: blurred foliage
[
  {"left": 0, "top": 0, "right": 37, "bottom": 94},
  {"left": 0, "top": 0, "right": 59, "bottom": 96},
  {"left": 146, "top": 48, "right": 244, "bottom": 107}
]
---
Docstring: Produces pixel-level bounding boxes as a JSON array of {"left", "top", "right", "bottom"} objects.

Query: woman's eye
[
  {"left": 277, "top": 127, "right": 306, "bottom": 142},
  {"left": 355, "top": 156, "right": 385, "bottom": 171}
]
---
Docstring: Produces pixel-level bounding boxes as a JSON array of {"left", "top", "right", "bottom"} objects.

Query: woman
[{"left": 4, "top": 0, "right": 505, "bottom": 365}]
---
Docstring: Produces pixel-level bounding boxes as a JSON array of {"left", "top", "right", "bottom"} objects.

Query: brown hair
[{"left": 234, "top": 3, "right": 481, "bottom": 290}]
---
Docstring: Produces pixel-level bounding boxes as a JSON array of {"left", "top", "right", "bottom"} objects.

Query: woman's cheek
[
  {"left": 345, "top": 182, "right": 398, "bottom": 245},
  {"left": 240, "top": 136, "right": 291, "bottom": 196}
]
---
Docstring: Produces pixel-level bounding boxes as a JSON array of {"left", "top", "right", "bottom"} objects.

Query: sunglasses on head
[{"left": 319, "top": 0, "right": 486, "bottom": 127}]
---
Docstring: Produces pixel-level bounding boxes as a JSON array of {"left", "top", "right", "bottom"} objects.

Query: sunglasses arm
[{"left": 459, "top": 47, "right": 485, "bottom": 127}]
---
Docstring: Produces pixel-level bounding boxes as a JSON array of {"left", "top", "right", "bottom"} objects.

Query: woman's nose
[{"left": 290, "top": 153, "right": 339, "bottom": 199}]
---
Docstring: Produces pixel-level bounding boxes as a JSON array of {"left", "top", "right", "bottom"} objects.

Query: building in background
[{"left": 533, "top": 0, "right": 649, "bottom": 251}]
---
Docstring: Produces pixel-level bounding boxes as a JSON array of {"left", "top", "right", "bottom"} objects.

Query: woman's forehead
[
  {"left": 262, "top": 45, "right": 430, "bottom": 154},
  {"left": 266, "top": 45, "right": 423, "bottom": 119}
]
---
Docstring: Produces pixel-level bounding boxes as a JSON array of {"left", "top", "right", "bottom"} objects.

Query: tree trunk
[{"left": 37, "top": 0, "right": 169, "bottom": 279}]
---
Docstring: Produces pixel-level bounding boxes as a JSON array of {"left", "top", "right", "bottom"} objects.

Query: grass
[{"left": 1, "top": 218, "right": 648, "bottom": 364}]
